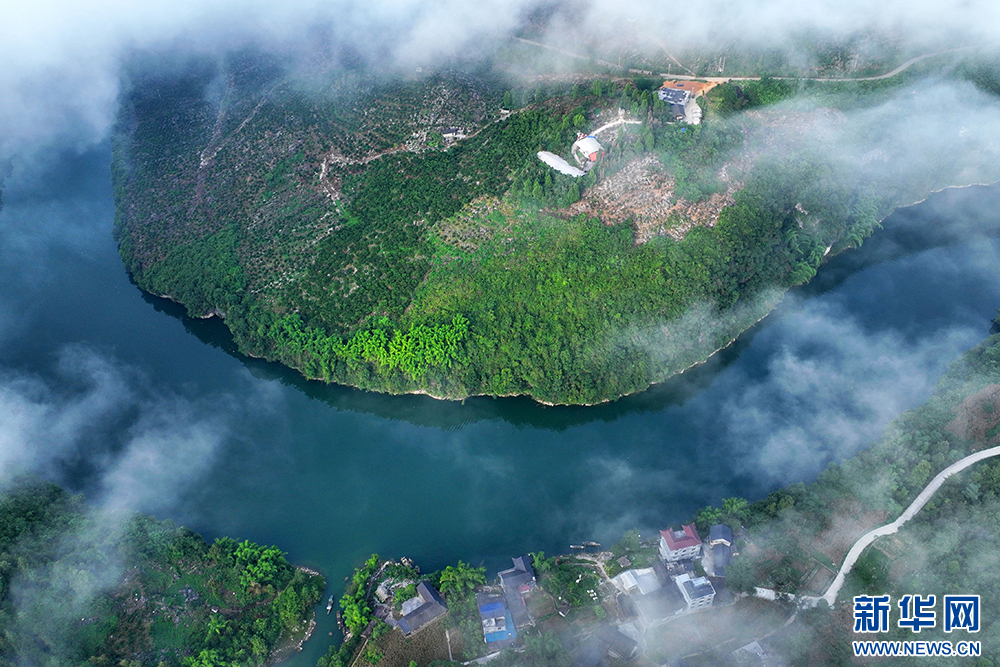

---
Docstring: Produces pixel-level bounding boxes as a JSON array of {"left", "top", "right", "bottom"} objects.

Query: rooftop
[
  {"left": 714, "top": 544, "right": 732, "bottom": 577},
  {"left": 571, "top": 625, "right": 639, "bottom": 667},
  {"left": 661, "top": 523, "right": 702, "bottom": 551},
  {"left": 710, "top": 524, "right": 733, "bottom": 545},
  {"left": 658, "top": 87, "right": 691, "bottom": 105},
  {"left": 595, "top": 625, "right": 639, "bottom": 660},
  {"left": 632, "top": 584, "right": 686, "bottom": 626},
  {"left": 476, "top": 593, "right": 517, "bottom": 649},
  {"left": 613, "top": 568, "right": 662, "bottom": 596},
  {"left": 397, "top": 582, "right": 448, "bottom": 636},
  {"left": 572, "top": 135, "right": 603, "bottom": 160},
  {"left": 677, "top": 573, "right": 715, "bottom": 604},
  {"left": 499, "top": 554, "right": 535, "bottom": 590}
]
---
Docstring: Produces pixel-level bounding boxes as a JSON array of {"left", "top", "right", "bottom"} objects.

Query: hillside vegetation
[
  {"left": 113, "top": 50, "right": 999, "bottom": 404},
  {"left": 0, "top": 480, "right": 324, "bottom": 667},
  {"left": 687, "top": 331, "right": 1000, "bottom": 664}
]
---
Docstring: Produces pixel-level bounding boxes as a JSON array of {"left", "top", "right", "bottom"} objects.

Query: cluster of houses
[
  {"left": 611, "top": 523, "right": 735, "bottom": 627},
  {"left": 378, "top": 522, "right": 738, "bottom": 665},
  {"left": 380, "top": 554, "right": 542, "bottom": 650}
]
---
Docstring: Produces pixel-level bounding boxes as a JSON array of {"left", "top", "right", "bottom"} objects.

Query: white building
[{"left": 675, "top": 573, "right": 715, "bottom": 610}]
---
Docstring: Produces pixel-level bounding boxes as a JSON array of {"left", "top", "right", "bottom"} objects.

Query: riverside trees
[{"left": 0, "top": 480, "right": 323, "bottom": 667}]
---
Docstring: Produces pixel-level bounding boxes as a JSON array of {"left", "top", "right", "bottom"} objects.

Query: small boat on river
[
  {"left": 326, "top": 595, "right": 335, "bottom": 614},
  {"left": 570, "top": 544, "right": 586, "bottom": 550},
  {"left": 583, "top": 541, "right": 601, "bottom": 547}
]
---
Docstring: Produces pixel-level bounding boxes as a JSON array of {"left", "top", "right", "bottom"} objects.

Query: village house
[
  {"left": 571, "top": 134, "right": 604, "bottom": 164},
  {"left": 477, "top": 592, "right": 517, "bottom": 651},
  {"left": 709, "top": 524, "right": 735, "bottom": 578},
  {"left": 396, "top": 582, "right": 448, "bottom": 636},
  {"left": 675, "top": 573, "right": 716, "bottom": 610},
  {"left": 611, "top": 562, "right": 686, "bottom": 626},
  {"left": 659, "top": 523, "right": 702, "bottom": 562},
  {"left": 571, "top": 625, "right": 640, "bottom": 667},
  {"left": 709, "top": 524, "right": 733, "bottom": 548},
  {"left": 657, "top": 82, "right": 702, "bottom": 124},
  {"left": 498, "top": 554, "right": 536, "bottom": 628}
]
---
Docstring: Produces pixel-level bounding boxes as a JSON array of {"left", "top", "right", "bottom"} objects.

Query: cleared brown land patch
[
  {"left": 946, "top": 383, "right": 1000, "bottom": 445},
  {"left": 801, "top": 565, "right": 835, "bottom": 596},
  {"left": 659, "top": 79, "right": 720, "bottom": 97},
  {"left": 568, "top": 154, "right": 736, "bottom": 243},
  {"left": 358, "top": 620, "right": 459, "bottom": 667},
  {"left": 812, "top": 504, "right": 891, "bottom": 565}
]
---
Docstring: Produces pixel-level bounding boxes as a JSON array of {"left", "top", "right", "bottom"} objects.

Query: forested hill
[
  {"left": 112, "top": 49, "right": 1000, "bottom": 404},
  {"left": 0, "top": 480, "right": 324, "bottom": 667}
]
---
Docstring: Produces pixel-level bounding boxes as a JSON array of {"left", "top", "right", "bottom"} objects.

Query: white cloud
[
  {"left": 2, "top": 0, "right": 1000, "bottom": 160},
  {"left": 719, "top": 293, "right": 988, "bottom": 484}
]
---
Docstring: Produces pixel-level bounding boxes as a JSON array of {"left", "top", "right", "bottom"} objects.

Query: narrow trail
[
  {"left": 802, "top": 444, "right": 1000, "bottom": 608},
  {"left": 591, "top": 115, "right": 642, "bottom": 136},
  {"left": 512, "top": 36, "right": 621, "bottom": 71},
  {"left": 795, "top": 45, "right": 982, "bottom": 82}
]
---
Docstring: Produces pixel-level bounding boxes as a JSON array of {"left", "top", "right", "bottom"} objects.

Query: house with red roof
[{"left": 658, "top": 523, "right": 702, "bottom": 562}]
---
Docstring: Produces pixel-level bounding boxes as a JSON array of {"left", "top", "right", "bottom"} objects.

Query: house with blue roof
[{"left": 476, "top": 592, "right": 517, "bottom": 651}]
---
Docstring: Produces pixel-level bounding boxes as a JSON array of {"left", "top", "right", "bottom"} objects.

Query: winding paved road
[{"left": 804, "top": 444, "right": 1000, "bottom": 607}]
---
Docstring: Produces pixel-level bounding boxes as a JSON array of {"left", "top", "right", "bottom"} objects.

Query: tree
[
  {"left": 183, "top": 649, "right": 223, "bottom": 667},
  {"left": 620, "top": 529, "right": 640, "bottom": 552},
  {"left": 438, "top": 561, "right": 486, "bottom": 596},
  {"left": 726, "top": 556, "right": 758, "bottom": 594},
  {"left": 722, "top": 497, "right": 749, "bottom": 524},
  {"left": 532, "top": 552, "right": 552, "bottom": 574},
  {"left": 502, "top": 90, "right": 514, "bottom": 108},
  {"left": 522, "top": 631, "right": 570, "bottom": 667}
]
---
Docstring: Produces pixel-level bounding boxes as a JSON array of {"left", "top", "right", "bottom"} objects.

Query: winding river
[{"left": 1, "top": 145, "right": 999, "bottom": 664}]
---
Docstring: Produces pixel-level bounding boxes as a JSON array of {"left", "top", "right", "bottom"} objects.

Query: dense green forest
[
  {"left": 113, "top": 49, "right": 1000, "bottom": 404},
  {"left": 0, "top": 480, "right": 323, "bottom": 667}
]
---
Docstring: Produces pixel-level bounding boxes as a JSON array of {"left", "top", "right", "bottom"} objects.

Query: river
[{"left": 1, "top": 144, "right": 999, "bottom": 664}]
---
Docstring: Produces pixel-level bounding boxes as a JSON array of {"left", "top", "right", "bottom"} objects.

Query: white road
[{"left": 804, "top": 444, "right": 1000, "bottom": 607}]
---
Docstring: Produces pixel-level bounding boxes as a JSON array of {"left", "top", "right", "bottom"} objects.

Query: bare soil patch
[
  {"left": 359, "top": 619, "right": 458, "bottom": 667},
  {"left": 659, "top": 79, "right": 720, "bottom": 97},
  {"left": 569, "top": 155, "right": 735, "bottom": 243},
  {"left": 946, "top": 383, "right": 1000, "bottom": 445}
]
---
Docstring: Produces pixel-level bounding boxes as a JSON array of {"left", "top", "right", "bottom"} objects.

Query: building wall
[
  {"left": 688, "top": 592, "right": 714, "bottom": 609},
  {"left": 659, "top": 536, "right": 700, "bottom": 562}
]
